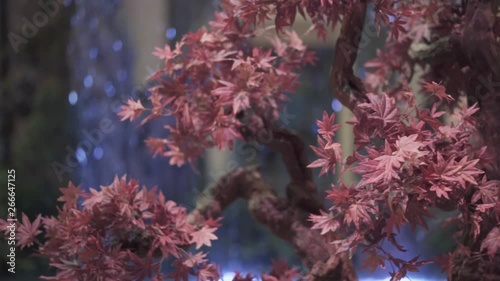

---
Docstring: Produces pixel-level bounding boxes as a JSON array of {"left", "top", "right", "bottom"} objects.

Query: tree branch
[
  {"left": 188, "top": 3, "right": 375, "bottom": 277},
  {"left": 410, "top": 36, "right": 456, "bottom": 65},
  {"left": 330, "top": 0, "right": 369, "bottom": 112},
  {"left": 238, "top": 122, "right": 325, "bottom": 214},
  {"left": 268, "top": 129, "right": 325, "bottom": 214},
  {"left": 267, "top": 129, "right": 313, "bottom": 184},
  {"left": 449, "top": 1, "right": 500, "bottom": 279},
  {"left": 461, "top": 0, "right": 500, "bottom": 176},
  {"left": 188, "top": 166, "right": 357, "bottom": 281}
]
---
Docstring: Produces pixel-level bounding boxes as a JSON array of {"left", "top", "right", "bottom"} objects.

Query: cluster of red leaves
[
  {"left": 1, "top": 176, "right": 220, "bottom": 281},
  {"left": 119, "top": 0, "right": 316, "bottom": 167},
  {"left": 118, "top": 0, "right": 419, "bottom": 168},
  {"left": 224, "top": 0, "right": 413, "bottom": 40},
  {"left": 309, "top": 87, "right": 500, "bottom": 279},
  {"left": 0, "top": 177, "right": 305, "bottom": 281},
  {"left": 364, "top": 0, "right": 467, "bottom": 98},
  {"left": 7, "top": 0, "right": 497, "bottom": 280}
]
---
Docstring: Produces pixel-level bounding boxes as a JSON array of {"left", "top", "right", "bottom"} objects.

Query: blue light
[
  {"left": 76, "top": 147, "right": 88, "bottom": 165},
  {"left": 68, "top": 90, "right": 78, "bottom": 105},
  {"left": 357, "top": 67, "right": 366, "bottom": 78},
  {"left": 166, "top": 27, "right": 177, "bottom": 39},
  {"left": 93, "top": 146, "right": 104, "bottom": 160},
  {"left": 89, "top": 48, "right": 98, "bottom": 59},
  {"left": 222, "top": 272, "right": 236, "bottom": 281},
  {"left": 64, "top": 0, "right": 72, "bottom": 7},
  {"left": 112, "top": 40, "right": 123, "bottom": 51},
  {"left": 104, "top": 81, "right": 115, "bottom": 97},
  {"left": 84, "top": 75, "right": 94, "bottom": 88},
  {"left": 311, "top": 122, "right": 319, "bottom": 134},
  {"left": 331, "top": 99, "right": 343, "bottom": 112},
  {"left": 117, "top": 70, "right": 127, "bottom": 81}
]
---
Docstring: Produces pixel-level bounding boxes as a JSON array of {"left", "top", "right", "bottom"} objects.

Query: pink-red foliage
[
  {"left": 308, "top": 93, "right": 500, "bottom": 277},
  {"left": 1, "top": 176, "right": 220, "bottom": 280},
  {"left": 3, "top": 0, "right": 500, "bottom": 280}
]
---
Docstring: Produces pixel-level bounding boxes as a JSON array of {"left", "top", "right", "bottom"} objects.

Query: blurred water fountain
[{"left": 67, "top": 0, "right": 195, "bottom": 201}]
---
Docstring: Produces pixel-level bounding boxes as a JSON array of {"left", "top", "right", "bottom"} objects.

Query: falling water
[{"left": 66, "top": 0, "right": 195, "bottom": 200}]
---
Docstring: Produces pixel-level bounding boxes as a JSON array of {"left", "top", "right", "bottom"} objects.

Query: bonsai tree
[{"left": 2, "top": 0, "right": 499, "bottom": 280}]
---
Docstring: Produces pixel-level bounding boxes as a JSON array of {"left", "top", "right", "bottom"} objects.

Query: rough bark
[
  {"left": 329, "top": 0, "right": 369, "bottom": 113},
  {"left": 192, "top": 4, "right": 376, "bottom": 277},
  {"left": 461, "top": 0, "right": 500, "bottom": 176},
  {"left": 238, "top": 125, "right": 325, "bottom": 215},
  {"left": 188, "top": 166, "right": 357, "bottom": 281},
  {"left": 449, "top": 0, "right": 500, "bottom": 280},
  {"left": 328, "top": 0, "right": 500, "bottom": 280},
  {"left": 186, "top": 2, "right": 378, "bottom": 279}
]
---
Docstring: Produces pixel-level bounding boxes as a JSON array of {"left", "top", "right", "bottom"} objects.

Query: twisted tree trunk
[
  {"left": 329, "top": 0, "right": 500, "bottom": 280},
  {"left": 448, "top": 0, "right": 500, "bottom": 280}
]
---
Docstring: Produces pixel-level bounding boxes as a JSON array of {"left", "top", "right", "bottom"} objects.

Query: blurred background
[{"left": 0, "top": 0, "right": 451, "bottom": 280}]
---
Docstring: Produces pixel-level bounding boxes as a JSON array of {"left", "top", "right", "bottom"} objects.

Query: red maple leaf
[
  {"left": 394, "top": 134, "right": 426, "bottom": 159},
  {"left": 152, "top": 45, "right": 176, "bottom": 60},
  {"left": 197, "top": 264, "right": 220, "bottom": 281},
  {"left": 454, "top": 156, "right": 483, "bottom": 188},
  {"left": 372, "top": 142, "right": 404, "bottom": 183},
  {"left": 345, "top": 203, "right": 376, "bottom": 229},
  {"left": 190, "top": 226, "right": 218, "bottom": 249},
  {"left": 309, "top": 211, "right": 340, "bottom": 235},
  {"left": 438, "top": 126, "right": 461, "bottom": 141},
  {"left": 81, "top": 188, "right": 106, "bottom": 209},
  {"left": 422, "top": 81, "right": 454, "bottom": 103},
  {"left": 308, "top": 136, "right": 343, "bottom": 176},
  {"left": 391, "top": 17, "right": 407, "bottom": 40},
  {"left": 472, "top": 177, "right": 500, "bottom": 204},
  {"left": 417, "top": 103, "right": 445, "bottom": 129},
  {"left": 145, "top": 138, "right": 166, "bottom": 157},
  {"left": 182, "top": 252, "right": 207, "bottom": 268},
  {"left": 57, "top": 181, "right": 83, "bottom": 208},
  {"left": 42, "top": 259, "right": 80, "bottom": 280},
  {"left": 481, "top": 227, "right": 500, "bottom": 258},
  {"left": 233, "top": 91, "right": 250, "bottom": 114},
  {"left": 325, "top": 184, "right": 351, "bottom": 205},
  {"left": 163, "top": 142, "right": 187, "bottom": 167},
  {"left": 117, "top": 99, "right": 145, "bottom": 122},
  {"left": 17, "top": 213, "right": 42, "bottom": 249},
  {"left": 428, "top": 153, "right": 482, "bottom": 188},
  {"left": 452, "top": 102, "right": 479, "bottom": 128},
  {"left": 0, "top": 218, "right": 11, "bottom": 236},
  {"left": 359, "top": 93, "right": 399, "bottom": 127},
  {"left": 430, "top": 184, "right": 452, "bottom": 199},
  {"left": 316, "top": 111, "right": 341, "bottom": 137}
]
